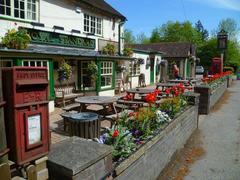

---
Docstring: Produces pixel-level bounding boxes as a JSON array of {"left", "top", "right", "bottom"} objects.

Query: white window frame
[
  {"left": 22, "top": 60, "right": 49, "bottom": 79},
  {"left": 129, "top": 62, "right": 140, "bottom": 76},
  {"left": 84, "top": 13, "right": 102, "bottom": 36},
  {"left": 101, "top": 61, "right": 113, "bottom": 88},
  {"left": 0, "top": 0, "right": 39, "bottom": 21},
  {"left": 80, "top": 61, "right": 95, "bottom": 90}
]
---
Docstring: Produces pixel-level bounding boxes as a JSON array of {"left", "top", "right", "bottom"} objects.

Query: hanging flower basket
[{"left": 57, "top": 61, "right": 72, "bottom": 83}]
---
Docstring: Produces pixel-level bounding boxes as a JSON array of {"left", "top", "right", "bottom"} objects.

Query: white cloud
[{"left": 187, "top": 0, "right": 240, "bottom": 11}]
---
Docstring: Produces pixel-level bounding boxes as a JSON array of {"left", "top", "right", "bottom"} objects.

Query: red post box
[
  {"left": 2, "top": 67, "right": 50, "bottom": 165},
  {"left": 211, "top": 57, "right": 222, "bottom": 74}
]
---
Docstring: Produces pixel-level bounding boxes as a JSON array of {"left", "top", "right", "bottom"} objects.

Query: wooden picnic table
[
  {"left": 168, "top": 79, "right": 198, "bottom": 85},
  {"left": 75, "top": 96, "right": 118, "bottom": 117},
  {"left": 126, "top": 88, "right": 156, "bottom": 95},
  {"left": 156, "top": 83, "right": 179, "bottom": 91}
]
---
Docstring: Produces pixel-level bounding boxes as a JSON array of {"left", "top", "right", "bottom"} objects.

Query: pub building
[{"left": 0, "top": 0, "right": 134, "bottom": 112}]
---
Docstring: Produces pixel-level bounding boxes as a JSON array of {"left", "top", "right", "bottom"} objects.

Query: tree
[
  {"left": 151, "top": 21, "right": 204, "bottom": 47},
  {"left": 218, "top": 18, "right": 239, "bottom": 40},
  {"left": 197, "top": 38, "right": 240, "bottom": 70},
  {"left": 123, "top": 29, "right": 136, "bottom": 44},
  {"left": 212, "top": 18, "right": 239, "bottom": 40},
  {"left": 149, "top": 28, "right": 161, "bottom": 43},
  {"left": 136, "top": 32, "right": 149, "bottom": 44},
  {"left": 195, "top": 20, "right": 209, "bottom": 41}
]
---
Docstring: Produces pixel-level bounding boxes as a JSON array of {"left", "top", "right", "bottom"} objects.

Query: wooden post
[{"left": 0, "top": 67, "right": 8, "bottom": 163}]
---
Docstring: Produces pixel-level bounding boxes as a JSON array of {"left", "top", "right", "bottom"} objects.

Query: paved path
[{"left": 185, "top": 81, "right": 240, "bottom": 180}]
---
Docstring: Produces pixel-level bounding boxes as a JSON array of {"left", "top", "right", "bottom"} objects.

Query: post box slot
[{"left": 16, "top": 80, "right": 48, "bottom": 86}]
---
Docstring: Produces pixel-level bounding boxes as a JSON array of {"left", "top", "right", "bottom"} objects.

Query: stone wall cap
[{"left": 48, "top": 137, "right": 112, "bottom": 176}]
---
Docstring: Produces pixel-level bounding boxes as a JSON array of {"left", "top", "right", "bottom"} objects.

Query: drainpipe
[{"left": 118, "top": 20, "right": 125, "bottom": 55}]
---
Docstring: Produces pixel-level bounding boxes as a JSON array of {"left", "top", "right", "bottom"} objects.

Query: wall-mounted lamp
[
  {"left": 53, "top": 25, "right": 64, "bottom": 31},
  {"left": 76, "top": 7, "right": 81, "bottom": 13},
  {"left": 71, "top": 29, "right": 81, "bottom": 34}
]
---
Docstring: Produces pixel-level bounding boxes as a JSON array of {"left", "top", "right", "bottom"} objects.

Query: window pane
[
  {"left": 6, "top": 0, "right": 10, "bottom": 6},
  {"left": 0, "top": 6, "right": 4, "bottom": 15},
  {"left": 23, "top": 61, "right": 29, "bottom": 66},
  {"left": 20, "top": 10, "right": 24, "bottom": 18},
  {"left": 30, "top": 61, "right": 35, "bottom": 67},
  {"left": 43, "top": 61, "right": 47, "bottom": 67},
  {"left": 14, "top": 10, "right": 19, "bottom": 17},
  {"left": 36, "top": 61, "right": 41, "bottom": 67},
  {"left": 14, "top": 0, "right": 19, "bottom": 8}
]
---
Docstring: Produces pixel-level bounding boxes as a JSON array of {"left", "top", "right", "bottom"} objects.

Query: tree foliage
[
  {"left": 136, "top": 32, "right": 149, "bottom": 44},
  {"left": 123, "top": 29, "right": 136, "bottom": 44},
  {"left": 149, "top": 21, "right": 203, "bottom": 47},
  {"left": 217, "top": 18, "right": 239, "bottom": 40},
  {"left": 195, "top": 20, "right": 209, "bottom": 41}
]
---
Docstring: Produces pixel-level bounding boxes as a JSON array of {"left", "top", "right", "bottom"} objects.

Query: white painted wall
[
  {"left": 99, "top": 90, "right": 115, "bottom": 96},
  {"left": 130, "top": 52, "right": 150, "bottom": 88},
  {"left": 0, "top": 0, "right": 122, "bottom": 50}
]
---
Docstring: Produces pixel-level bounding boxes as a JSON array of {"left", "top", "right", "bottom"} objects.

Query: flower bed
[
  {"left": 113, "top": 103, "right": 199, "bottom": 179},
  {"left": 195, "top": 71, "right": 232, "bottom": 114},
  {"left": 95, "top": 84, "right": 199, "bottom": 179}
]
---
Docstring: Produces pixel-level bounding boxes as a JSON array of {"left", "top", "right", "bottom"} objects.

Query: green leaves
[{"left": 1, "top": 28, "right": 31, "bottom": 49}]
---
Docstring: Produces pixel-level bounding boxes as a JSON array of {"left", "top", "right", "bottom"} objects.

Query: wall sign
[
  {"left": 23, "top": 28, "right": 96, "bottom": 49},
  {"left": 28, "top": 114, "right": 41, "bottom": 145}
]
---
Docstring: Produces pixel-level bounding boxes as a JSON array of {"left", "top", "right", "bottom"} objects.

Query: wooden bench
[{"left": 54, "top": 83, "right": 84, "bottom": 107}]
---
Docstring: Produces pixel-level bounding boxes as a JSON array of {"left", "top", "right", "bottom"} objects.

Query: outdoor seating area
[{"left": 52, "top": 79, "right": 198, "bottom": 140}]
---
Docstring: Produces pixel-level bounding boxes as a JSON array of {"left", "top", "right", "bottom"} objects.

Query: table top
[
  {"left": 168, "top": 79, "right": 197, "bottom": 83},
  {"left": 156, "top": 83, "right": 179, "bottom": 87},
  {"left": 75, "top": 96, "right": 118, "bottom": 104},
  {"left": 126, "top": 88, "right": 155, "bottom": 94},
  {"left": 70, "top": 112, "right": 99, "bottom": 122}
]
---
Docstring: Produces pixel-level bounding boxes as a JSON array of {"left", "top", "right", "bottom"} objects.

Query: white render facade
[
  {"left": 129, "top": 50, "right": 163, "bottom": 88},
  {"left": 0, "top": 0, "right": 124, "bottom": 51},
  {"left": 0, "top": 0, "right": 127, "bottom": 113}
]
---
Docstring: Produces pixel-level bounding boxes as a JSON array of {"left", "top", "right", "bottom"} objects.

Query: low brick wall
[
  {"left": 113, "top": 95, "right": 199, "bottom": 180},
  {"left": 194, "top": 78, "right": 228, "bottom": 114}
]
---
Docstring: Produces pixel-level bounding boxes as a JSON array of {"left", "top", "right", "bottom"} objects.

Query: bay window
[
  {"left": 84, "top": 13, "right": 102, "bottom": 35},
  {"left": 0, "top": 0, "right": 38, "bottom": 21}
]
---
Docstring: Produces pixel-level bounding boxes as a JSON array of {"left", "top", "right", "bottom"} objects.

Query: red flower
[
  {"left": 174, "top": 89, "right": 179, "bottom": 97},
  {"left": 112, "top": 130, "right": 119, "bottom": 138},
  {"left": 154, "top": 89, "right": 161, "bottom": 96},
  {"left": 165, "top": 88, "right": 171, "bottom": 95},
  {"left": 145, "top": 93, "right": 156, "bottom": 103},
  {"left": 123, "top": 93, "right": 134, "bottom": 101}
]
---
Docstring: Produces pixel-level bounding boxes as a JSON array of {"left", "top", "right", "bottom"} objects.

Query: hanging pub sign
[{"left": 21, "top": 27, "right": 96, "bottom": 49}]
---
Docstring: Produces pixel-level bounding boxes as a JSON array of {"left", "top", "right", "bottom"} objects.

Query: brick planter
[
  {"left": 113, "top": 94, "right": 199, "bottom": 180},
  {"left": 194, "top": 78, "right": 228, "bottom": 114}
]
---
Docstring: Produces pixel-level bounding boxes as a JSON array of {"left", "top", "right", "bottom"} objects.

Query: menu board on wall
[{"left": 28, "top": 114, "right": 41, "bottom": 145}]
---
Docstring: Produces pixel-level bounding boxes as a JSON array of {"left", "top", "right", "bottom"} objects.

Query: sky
[{"left": 106, "top": 0, "right": 240, "bottom": 38}]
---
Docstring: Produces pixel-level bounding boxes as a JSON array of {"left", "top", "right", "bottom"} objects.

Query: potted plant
[
  {"left": 102, "top": 43, "right": 116, "bottom": 55},
  {"left": 1, "top": 28, "right": 31, "bottom": 49},
  {"left": 123, "top": 47, "right": 133, "bottom": 57}
]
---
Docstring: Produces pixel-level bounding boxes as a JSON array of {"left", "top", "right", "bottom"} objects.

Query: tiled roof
[
  {"left": 79, "top": 0, "right": 126, "bottom": 20},
  {"left": 129, "top": 42, "right": 196, "bottom": 58}
]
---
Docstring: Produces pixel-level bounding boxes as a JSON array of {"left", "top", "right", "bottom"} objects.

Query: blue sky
[{"left": 106, "top": 0, "right": 240, "bottom": 38}]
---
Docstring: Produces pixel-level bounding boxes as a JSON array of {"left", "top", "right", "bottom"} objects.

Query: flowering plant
[
  {"left": 2, "top": 28, "right": 31, "bottom": 49},
  {"left": 97, "top": 125, "right": 136, "bottom": 161}
]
